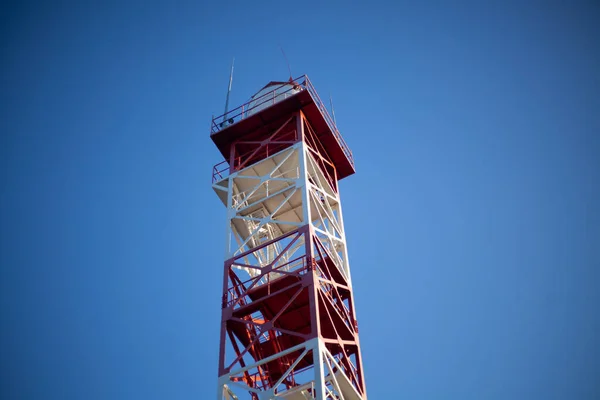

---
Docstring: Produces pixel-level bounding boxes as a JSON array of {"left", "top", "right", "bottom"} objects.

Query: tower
[{"left": 211, "top": 75, "right": 367, "bottom": 400}]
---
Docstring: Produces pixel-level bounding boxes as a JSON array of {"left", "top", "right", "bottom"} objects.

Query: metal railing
[
  {"left": 212, "top": 159, "right": 229, "bottom": 183},
  {"left": 210, "top": 75, "right": 354, "bottom": 168},
  {"left": 302, "top": 76, "right": 354, "bottom": 167},
  {"left": 210, "top": 80, "right": 301, "bottom": 134}
]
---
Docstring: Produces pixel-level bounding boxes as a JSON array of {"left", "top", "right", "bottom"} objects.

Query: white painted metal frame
[
  {"left": 212, "top": 142, "right": 352, "bottom": 287},
  {"left": 218, "top": 338, "right": 361, "bottom": 400}
]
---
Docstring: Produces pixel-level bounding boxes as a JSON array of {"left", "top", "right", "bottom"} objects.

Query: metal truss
[
  {"left": 213, "top": 112, "right": 366, "bottom": 399},
  {"left": 218, "top": 338, "right": 363, "bottom": 400}
]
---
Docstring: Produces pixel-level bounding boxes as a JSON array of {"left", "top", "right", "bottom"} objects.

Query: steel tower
[{"left": 210, "top": 75, "right": 367, "bottom": 400}]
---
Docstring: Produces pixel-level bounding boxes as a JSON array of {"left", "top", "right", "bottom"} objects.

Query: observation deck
[{"left": 210, "top": 75, "right": 355, "bottom": 180}]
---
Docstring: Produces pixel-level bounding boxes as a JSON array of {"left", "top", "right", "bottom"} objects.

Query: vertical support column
[
  {"left": 312, "top": 338, "right": 326, "bottom": 400},
  {"left": 299, "top": 125, "right": 322, "bottom": 345},
  {"left": 218, "top": 173, "right": 234, "bottom": 399},
  {"left": 332, "top": 186, "right": 352, "bottom": 285},
  {"left": 296, "top": 110, "right": 305, "bottom": 143},
  {"left": 224, "top": 175, "right": 234, "bottom": 260},
  {"left": 298, "top": 141, "right": 310, "bottom": 225}
]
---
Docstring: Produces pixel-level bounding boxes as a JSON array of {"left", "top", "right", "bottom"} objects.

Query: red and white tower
[{"left": 210, "top": 75, "right": 367, "bottom": 400}]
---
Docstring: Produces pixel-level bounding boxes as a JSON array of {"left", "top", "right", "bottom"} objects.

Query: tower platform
[{"left": 210, "top": 76, "right": 355, "bottom": 180}]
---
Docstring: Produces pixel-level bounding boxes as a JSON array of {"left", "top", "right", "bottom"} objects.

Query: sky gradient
[{"left": 1, "top": 1, "right": 599, "bottom": 399}]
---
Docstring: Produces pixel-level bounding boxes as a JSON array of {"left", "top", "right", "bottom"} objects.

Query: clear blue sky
[{"left": 1, "top": 1, "right": 599, "bottom": 399}]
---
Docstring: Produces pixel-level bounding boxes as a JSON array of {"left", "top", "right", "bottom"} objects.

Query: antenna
[
  {"left": 279, "top": 45, "right": 292, "bottom": 81},
  {"left": 329, "top": 93, "right": 337, "bottom": 125},
  {"left": 222, "top": 58, "right": 234, "bottom": 127}
]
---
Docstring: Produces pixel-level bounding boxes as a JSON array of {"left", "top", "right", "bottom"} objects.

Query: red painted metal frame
[
  {"left": 211, "top": 115, "right": 299, "bottom": 183},
  {"left": 210, "top": 75, "right": 353, "bottom": 169},
  {"left": 212, "top": 114, "right": 300, "bottom": 184},
  {"left": 218, "top": 225, "right": 366, "bottom": 397},
  {"left": 229, "top": 115, "right": 298, "bottom": 173},
  {"left": 212, "top": 112, "right": 340, "bottom": 194}
]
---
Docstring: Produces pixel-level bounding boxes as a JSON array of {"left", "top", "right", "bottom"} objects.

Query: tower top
[{"left": 210, "top": 75, "right": 355, "bottom": 180}]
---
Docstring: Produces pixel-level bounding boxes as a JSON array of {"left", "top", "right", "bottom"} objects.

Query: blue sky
[{"left": 1, "top": 1, "right": 599, "bottom": 399}]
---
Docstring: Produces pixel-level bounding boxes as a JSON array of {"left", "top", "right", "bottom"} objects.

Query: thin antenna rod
[
  {"left": 329, "top": 93, "right": 337, "bottom": 125},
  {"left": 222, "top": 58, "right": 234, "bottom": 125},
  {"left": 279, "top": 45, "right": 292, "bottom": 80}
]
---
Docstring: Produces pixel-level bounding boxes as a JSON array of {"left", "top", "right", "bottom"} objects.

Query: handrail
[
  {"left": 210, "top": 74, "right": 354, "bottom": 170},
  {"left": 212, "top": 159, "right": 229, "bottom": 183},
  {"left": 303, "top": 77, "right": 354, "bottom": 167},
  {"left": 210, "top": 78, "right": 301, "bottom": 134}
]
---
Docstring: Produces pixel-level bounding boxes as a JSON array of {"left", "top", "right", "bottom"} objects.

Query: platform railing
[
  {"left": 210, "top": 79, "right": 301, "bottom": 134},
  {"left": 302, "top": 76, "right": 354, "bottom": 168},
  {"left": 212, "top": 159, "right": 230, "bottom": 183},
  {"left": 210, "top": 75, "right": 354, "bottom": 172}
]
